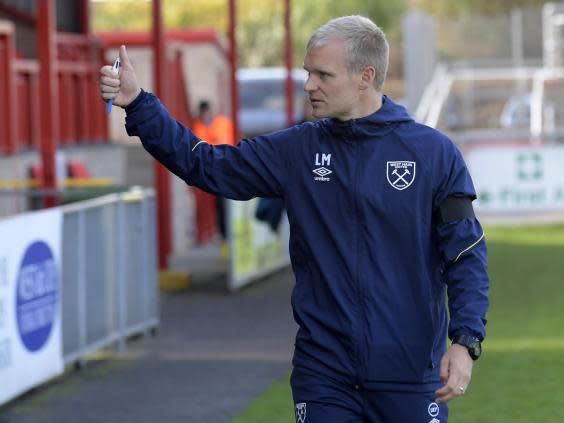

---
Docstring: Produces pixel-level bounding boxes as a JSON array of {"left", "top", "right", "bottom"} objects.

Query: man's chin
[{"left": 311, "top": 108, "right": 329, "bottom": 119}]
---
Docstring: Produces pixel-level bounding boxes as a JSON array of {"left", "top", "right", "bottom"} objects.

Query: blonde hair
[{"left": 307, "top": 16, "right": 389, "bottom": 90}]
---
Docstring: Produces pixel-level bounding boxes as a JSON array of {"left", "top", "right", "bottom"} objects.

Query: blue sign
[{"left": 15, "top": 241, "right": 58, "bottom": 352}]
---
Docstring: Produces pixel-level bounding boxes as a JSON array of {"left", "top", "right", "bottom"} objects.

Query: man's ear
[{"left": 359, "top": 66, "right": 376, "bottom": 90}]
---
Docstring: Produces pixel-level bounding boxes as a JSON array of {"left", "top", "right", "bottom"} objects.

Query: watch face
[
  {"left": 455, "top": 335, "right": 481, "bottom": 360},
  {"left": 470, "top": 341, "right": 481, "bottom": 359}
]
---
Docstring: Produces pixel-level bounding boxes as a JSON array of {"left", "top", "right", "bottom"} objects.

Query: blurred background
[{"left": 0, "top": 1, "right": 563, "bottom": 422}]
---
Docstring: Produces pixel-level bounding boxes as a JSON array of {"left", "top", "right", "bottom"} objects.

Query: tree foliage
[
  {"left": 419, "top": 0, "right": 550, "bottom": 17},
  {"left": 92, "top": 0, "right": 406, "bottom": 67}
]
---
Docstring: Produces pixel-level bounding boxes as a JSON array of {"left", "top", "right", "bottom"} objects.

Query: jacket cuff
[
  {"left": 124, "top": 89, "right": 147, "bottom": 114},
  {"left": 449, "top": 329, "right": 484, "bottom": 342},
  {"left": 125, "top": 90, "right": 161, "bottom": 137}
]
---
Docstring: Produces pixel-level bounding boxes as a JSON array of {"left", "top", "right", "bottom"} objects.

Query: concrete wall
[{"left": 183, "top": 43, "right": 231, "bottom": 117}]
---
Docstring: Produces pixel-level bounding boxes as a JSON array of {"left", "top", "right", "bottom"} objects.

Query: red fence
[
  {"left": 1, "top": 22, "right": 219, "bottom": 245},
  {"left": 57, "top": 33, "right": 107, "bottom": 147},
  {"left": 14, "top": 60, "right": 40, "bottom": 150},
  {"left": 0, "top": 24, "right": 107, "bottom": 155}
]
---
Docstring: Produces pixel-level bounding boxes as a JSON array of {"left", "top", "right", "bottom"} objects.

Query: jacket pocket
[{"left": 364, "top": 342, "right": 434, "bottom": 383}]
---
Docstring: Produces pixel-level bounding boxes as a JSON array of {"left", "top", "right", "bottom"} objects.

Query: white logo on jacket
[
  {"left": 428, "top": 402, "right": 439, "bottom": 417},
  {"left": 313, "top": 153, "right": 332, "bottom": 182},
  {"left": 387, "top": 161, "right": 416, "bottom": 190},
  {"left": 295, "top": 402, "right": 307, "bottom": 423}
]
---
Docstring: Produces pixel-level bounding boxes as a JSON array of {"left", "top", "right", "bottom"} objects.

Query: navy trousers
[{"left": 291, "top": 367, "right": 449, "bottom": 423}]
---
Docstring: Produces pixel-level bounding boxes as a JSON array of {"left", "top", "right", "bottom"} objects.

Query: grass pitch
[{"left": 233, "top": 225, "right": 564, "bottom": 423}]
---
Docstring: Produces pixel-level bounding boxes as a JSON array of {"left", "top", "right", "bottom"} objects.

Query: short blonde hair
[{"left": 307, "top": 16, "right": 389, "bottom": 90}]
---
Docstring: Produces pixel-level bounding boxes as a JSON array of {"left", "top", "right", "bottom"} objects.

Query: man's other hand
[{"left": 435, "top": 343, "right": 473, "bottom": 403}]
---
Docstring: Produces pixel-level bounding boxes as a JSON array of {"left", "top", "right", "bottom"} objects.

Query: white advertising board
[
  {"left": 466, "top": 145, "right": 564, "bottom": 213},
  {"left": 228, "top": 199, "right": 290, "bottom": 291},
  {"left": 0, "top": 209, "right": 63, "bottom": 406}
]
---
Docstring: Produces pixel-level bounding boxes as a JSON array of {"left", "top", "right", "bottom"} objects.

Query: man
[
  {"left": 100, "top": 16, "right": 489, "bottom": 423},
  {"left": 192, "top": 100, "right": 214, "bottom": 143},
  {"left": 192, "top": 100, "right": 235, "bottom": 254},
  {"left": 192, "top": 100, "right": 235, "bottom": 147}
]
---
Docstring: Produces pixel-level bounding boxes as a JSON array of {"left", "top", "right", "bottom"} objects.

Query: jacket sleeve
[
  {"left": 124, "top": 90, "right": 288, "bottom": 200},
  {"left": 433, "top": 139, "right": 489, "bottom": 341}
]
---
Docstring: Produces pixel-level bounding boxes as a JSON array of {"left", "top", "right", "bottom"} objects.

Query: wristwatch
[{"left": 452, "top": 334, "right": 482, "bottom": 360}]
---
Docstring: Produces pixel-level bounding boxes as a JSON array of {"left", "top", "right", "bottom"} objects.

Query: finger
[
  {"left": 436, "top": 390, "right": 456, "bottom": 404},
  {"left": 435, "top": 385, "right": 451, "bottom": 398},
  {"left": 436, "top": 377, "right": 467, "bottom": 403},
  {"left": 439, "top": 355, "right": 449, "bottom": 384},
  {"left": 100, "top": 75, "right": 120, "bottom": 87},
  {"left": 100, "top": 65, "right": 117, "bottom": 78},
  {"left": 436, "top": 384, "right": 458, "bottom": 403},
  {"left": 100, "top": 92, "right": 117, "bottom": 102},
  {"left": 119, "top": 44, "right": 132, "bottom": 69},
  {"left": 100, "top": 85, "right": 120, "bottom": 94}
]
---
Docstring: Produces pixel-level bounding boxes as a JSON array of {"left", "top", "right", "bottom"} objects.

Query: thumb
[{"left": 119, "top": 44, "right": 132, "bottom": 69}]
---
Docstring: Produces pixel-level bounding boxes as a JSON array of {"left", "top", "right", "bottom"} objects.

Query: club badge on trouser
[
  {"left": 387, "top": 161, "right": 416, "bottom": 191},
  {"left": 295, "top": 402, "right": 307, "bottom": 423}
]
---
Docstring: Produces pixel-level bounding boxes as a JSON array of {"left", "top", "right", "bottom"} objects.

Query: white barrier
[
  {"left": 466, "top": 144, "right": 564, "bottom": 214},
  {"left": 0, "top": 209, "right": 63, "bottom": 406},
  {"left": 0, "top": 189, "right": 158, "bottom": 406},
  {"left": 227, "top": 198, "right": 290, "bottom": 291}
]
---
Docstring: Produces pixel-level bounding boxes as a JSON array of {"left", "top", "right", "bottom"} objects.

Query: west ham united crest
[
  {"left": 295, "top": 403, "right": 307, "bottom": 423},
  {"left": 387, "top": 161, "right": 416, "bottom": 191}
]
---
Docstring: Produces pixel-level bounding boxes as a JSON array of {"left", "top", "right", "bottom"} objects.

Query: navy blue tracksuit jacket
[{"left": 125, "top": 91, "right": 489, "bottom": 391}]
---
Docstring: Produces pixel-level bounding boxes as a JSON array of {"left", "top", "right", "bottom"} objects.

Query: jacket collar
[{"left": 323, "top": 96, "right": 412, "bottom": 139}]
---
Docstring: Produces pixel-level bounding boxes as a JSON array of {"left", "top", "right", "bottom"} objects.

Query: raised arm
[{"left": 99, "top": 45, "right": 289, "bottom": 200}]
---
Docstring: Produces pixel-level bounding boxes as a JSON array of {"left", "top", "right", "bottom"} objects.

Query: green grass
[{"left": 233, "top": 224, "right": 564, "bottom": 423}]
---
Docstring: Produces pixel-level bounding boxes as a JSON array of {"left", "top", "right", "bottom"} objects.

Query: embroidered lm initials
[{"left": 315, "top": 153, "right": 331, "bottom": 166}]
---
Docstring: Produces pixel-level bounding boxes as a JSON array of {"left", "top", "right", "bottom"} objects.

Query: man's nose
[{"left": 304, "top": 76, "right": 317, "bottom": 93}]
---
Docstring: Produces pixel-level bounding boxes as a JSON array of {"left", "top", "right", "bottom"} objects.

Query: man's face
[{"left": 303, "top": 39, "right": 363, "bottom": 121}]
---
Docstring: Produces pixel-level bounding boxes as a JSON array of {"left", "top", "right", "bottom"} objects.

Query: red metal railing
[
  {"left": 167, "top": 50, "right": 192, "bottom": 127},
  {"left": 56, "top": 33, "right": 106, "bottom": 146},
  {"left": 0, "top": 23, "right": 106, "bottom": 155},
  {"left": 14, "top": 60, "right": 40, "bottom": 150}
]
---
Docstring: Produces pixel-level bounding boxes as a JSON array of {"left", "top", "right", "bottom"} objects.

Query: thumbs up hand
[{"left": 100, "top": 45, "right": 141, "bottom": 108}]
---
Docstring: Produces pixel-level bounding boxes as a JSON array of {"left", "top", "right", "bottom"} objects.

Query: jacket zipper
[{"left": 352, "top": 129, "right": 365, "bottom": 386}]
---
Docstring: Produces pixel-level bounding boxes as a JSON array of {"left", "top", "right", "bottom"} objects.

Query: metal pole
[
  {"left": 284, "top": 0, "right": 294, "bottom": 126},
  {"left": 80, "top": 0, "right": 91, "bottom": 35},
  {"left": 228, "top": 0, "right": 240, "bottom": 142},
  {"left": 152, "top": 0, "right": 171, "bottom": 269},
  {"left": 511, "top": 8, "right": 524, "bottom": 67},
  {"left": 0, "top": 22, "right": 16, "bottom": 154},
  {"left": 511, "top": 8, "right": 527, "bottom": 96},
  {"left": 37, "top": 0, "right": 58, "bottom": 207}
]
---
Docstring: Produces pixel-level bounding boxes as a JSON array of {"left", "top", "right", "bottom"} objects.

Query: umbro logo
[
  {"left": 313, "top": 167, "right": 332, "bottom": 177},
  {"left": 429, "top": 419, "right": 440, "bottom": 423}
]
